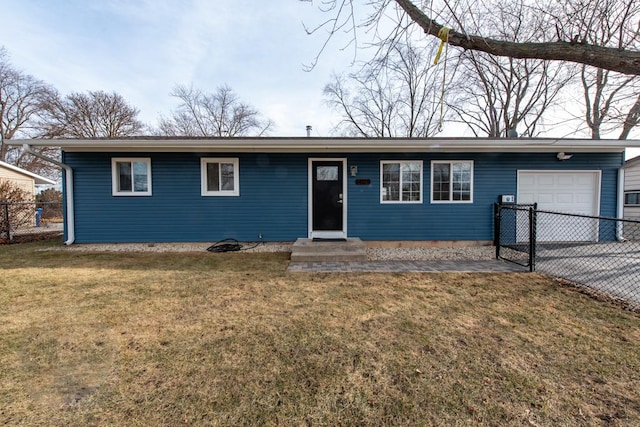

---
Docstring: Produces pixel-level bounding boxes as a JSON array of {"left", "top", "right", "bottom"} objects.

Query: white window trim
[
  {"left": 380, "top": 160, "right": 423, "bottom": 204},
  {"left": 111, "top": 157, "right": 152, "bottom": 196},
  {"left": 430, "top": 160, "right": 474, "bottom": 204},
  {"left": 201, "top": 157, "right": 240, "bottom": 196}
]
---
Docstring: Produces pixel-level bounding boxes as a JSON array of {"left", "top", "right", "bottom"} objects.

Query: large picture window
[
  {"left": 431, "top": 160, "right": 473, "bottom": 203},
  {"left": 111, "top": 158, "right": 152, "bottom": 196},
  {"left": 201, "top": 158, "right": 239, "bottom": 196},
  {"left": 380, "top": 160, "right": 422, "bottom": 203}
]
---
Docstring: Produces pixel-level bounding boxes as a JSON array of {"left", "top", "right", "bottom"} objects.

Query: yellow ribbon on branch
[
  {"left": 433, "top": 27, "right": 450, "bottom": 132},
  {"left": 433, "top": 27, "right": 450, "bottom": 65}
]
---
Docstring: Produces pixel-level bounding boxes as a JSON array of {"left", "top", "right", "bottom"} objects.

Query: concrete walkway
[{"left": 287, "top": 259, "right": 528, "bottom": 273}]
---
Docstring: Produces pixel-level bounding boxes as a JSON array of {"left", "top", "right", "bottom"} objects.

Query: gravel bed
[
  {"left": 367, "top": 246, "right": 495, "bottom": 261},
  {"left": 47, "top": 242, "right": 496, "bottom": 261},
  {"left": 46, "top": 242, "right": 292, "bottom": 253}
]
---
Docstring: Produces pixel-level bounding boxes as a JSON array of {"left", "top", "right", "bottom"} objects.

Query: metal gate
[{"left": 494, "top": 203, "right": 536, "bottom": 271}]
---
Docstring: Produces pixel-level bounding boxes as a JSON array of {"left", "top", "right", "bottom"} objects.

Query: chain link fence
[
  {"left": 496, "top": 204, "right": 640, "bottom": 311},
  {"left": 0, "top": 202, "right": 63, "bottom": 244}
]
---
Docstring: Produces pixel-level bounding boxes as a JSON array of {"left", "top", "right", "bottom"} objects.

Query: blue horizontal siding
[
  {"left": 64, "top": 152, "right": 308, "bottom": 243},
  {"left": 347, "top": 152, "right": 622, "bottom": 241},
  {"left": 63, "top": 151, "right": 623, "bottom": 243}
]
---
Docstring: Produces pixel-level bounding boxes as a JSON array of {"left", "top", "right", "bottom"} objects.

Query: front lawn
[{"left": 1, "top": 239, "right": 639, "bottom": 426}]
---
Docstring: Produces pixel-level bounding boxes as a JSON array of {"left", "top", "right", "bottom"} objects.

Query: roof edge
[
  {"left": 0, "top": 160, "right": 56, "bottom": 185},
  {"left": 8, "top": 137, "right": 639, "bottom": 152}
]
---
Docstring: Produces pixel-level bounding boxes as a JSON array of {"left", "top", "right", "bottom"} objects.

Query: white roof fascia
[
  {"left": 7, "top": 138, "right": 639, "bottom": 153},
  {"left": 0, "top": 160, "right": 56, "bottom": 185}
]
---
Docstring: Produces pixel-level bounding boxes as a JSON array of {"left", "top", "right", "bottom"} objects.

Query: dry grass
[{"left": 1, "top": 238, "right": 639, "bottom": 426}]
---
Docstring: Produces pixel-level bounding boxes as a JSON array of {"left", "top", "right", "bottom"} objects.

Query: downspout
[
  {"left": 23, "top": 144, "right": 75, "bottom": 245},
  {"left": 617, "top": 166, "right": 625, "bottom": 242}
]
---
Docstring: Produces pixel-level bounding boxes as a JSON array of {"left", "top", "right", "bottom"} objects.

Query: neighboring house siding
[
  {"left": 0, "top": 167, "right": 35, "bottom": 196},
  {"left": 63, "top": 151, "right": 623, "bottom": 243},
  {"left": 624, "top": 162, "right": 640, "bottom": 220},
  {"left": 625, "top": 164, "right": 640, "bottom": 191}
]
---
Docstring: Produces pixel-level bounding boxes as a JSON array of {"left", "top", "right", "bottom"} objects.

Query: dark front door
[{"left": 312, "top": 160, "right": 344, "bottom": 234}]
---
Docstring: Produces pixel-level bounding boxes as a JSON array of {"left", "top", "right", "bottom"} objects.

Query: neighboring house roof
[
  {"left": 9, "top": 137, "right": 640, "bottom": 153},
  {"left": 623, "top": 155, "right": 640, "bottom": 169},
  {"left": 0, "top": 160, "right": 56, "bottom": 185}
]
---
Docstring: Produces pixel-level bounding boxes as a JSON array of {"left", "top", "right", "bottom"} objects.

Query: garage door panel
[
  {"left": 576, "top": 193, "right": 594, "bottom": 204},
  {"left": 518, "top": 171, "right": 599, "bottom": 242},
  {"left": 537, "top": 193, "right": 555, "bottom": 203},
  {"left": 558, "top": 175, "right": 575, "bottom": 186},
  {"left": 518, "top": 192, "right": 535, "bottom": 204},
  {"left": 537, "top": 175, "right": 554, "bottom": 186},
  {"left": 556, "top": 192, "right": 575, "bottom": 204},
  {"left": 577, "top": 175, "right": 595, "bottom": 185},
  {"left": 520, "top": 175, "right": 536, "bottom": 186}
]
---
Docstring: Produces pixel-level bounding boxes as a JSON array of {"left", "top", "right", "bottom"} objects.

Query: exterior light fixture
[{"left": 557, "top": 152, "right": 573, "bottom": 161}]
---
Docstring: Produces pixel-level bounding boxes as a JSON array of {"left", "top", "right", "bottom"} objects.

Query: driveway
[{"left": 535, "top": 241, "right": 640, "bottom": 307}]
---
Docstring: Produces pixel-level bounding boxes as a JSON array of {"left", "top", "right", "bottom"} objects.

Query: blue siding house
[{"left": 13, "top": 137, "right": 637, "bottom": 244}]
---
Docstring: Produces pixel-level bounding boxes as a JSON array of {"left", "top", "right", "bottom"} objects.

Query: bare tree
[
  {"left": 565, "top": 0, "right": 640, "bottom": 139},
  {"left": 448, "top": 0, "right": 575, "bottom": 137},
  {"left": 0, "top": 47, "right": 55, "bottom": 162},
  {"left": 39, "top": 90, "right": 145, "bottom": 138},
  {"left": 324, "top": 40, "right": 444, "bottom": 137},
  {"left": 454, "top": 54, "right": 573, "bottom": 137},
  {"left": 579, "top": 67, "right": 640, "bottom": 139},
  {"left": 303, "top": 0, "right": 640, "bottom": 75},
  {"left": 620, "top": 94, "right": 640, "bottom": 139},
  {"left": 157, "top": 85, "right": 273, "bottom": 137}
]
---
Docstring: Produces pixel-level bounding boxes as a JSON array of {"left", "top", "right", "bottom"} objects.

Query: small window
[
  {"left": 380, "top": 160, "right": 422, "bottom": 203},
  {"left": 625, "top": 191, "right": 640, "bottom": 206},
  {"left": 201, "top": 158, "right": 239, "bottom": 196},
  {"left": 112, "top": 158, "right": 152, "bottom": 196},
  {"left": 317, "top": 166, "right": 339, "bottom": 181},
  {"left": 431, "top": 160, "right": 473, "bottom": 203}
]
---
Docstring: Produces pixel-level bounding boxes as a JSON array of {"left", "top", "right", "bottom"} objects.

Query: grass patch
[{"left": 1, "top": 238, "right": 639, "bottom": 426}]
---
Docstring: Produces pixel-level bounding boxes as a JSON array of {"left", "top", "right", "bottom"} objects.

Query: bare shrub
[{"left": 0, "top": 179, "right": 35, "bottom": 240}]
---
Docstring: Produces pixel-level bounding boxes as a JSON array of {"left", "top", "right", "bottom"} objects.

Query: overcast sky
[
  {"left": 1, "top": 0, "right": 639, "bottom": 158},
  {"left": 0, "top": 0, "right": 360, "bottom": 136}
]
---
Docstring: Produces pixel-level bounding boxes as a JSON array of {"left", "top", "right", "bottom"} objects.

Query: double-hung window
[
  {"left": 112, "top": 158, "right": 152, "bottom": 196},
  {"left": 431, "top": 160, "right": 473, "bottom": 203},
  {"left": 380, "top": 160, "right": 422, "bottom": 203},
  {"left": 625, "top": 191, "right": 640, "bottom": 206},
  {"left": 201, "top": 158, "right": 239, "bottom": 196}
]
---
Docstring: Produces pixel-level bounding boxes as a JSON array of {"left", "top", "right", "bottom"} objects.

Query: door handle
[{"left": 337, "top": 193, "right": 343, "bottom": 204}]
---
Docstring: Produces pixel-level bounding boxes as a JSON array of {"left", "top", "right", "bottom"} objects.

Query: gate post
[
  {"left": 1, "top": 202, "right": 11, "bottom": 243},
  {"left": 494, "top": 203, "right": 501, "bottom": 259},
  {"left": 528, "top": 203, "right": 537, "bottom": 272}
]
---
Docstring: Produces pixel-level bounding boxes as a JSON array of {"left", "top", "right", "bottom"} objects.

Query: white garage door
[{"left": 517, "top": 171, "right": 600, "bottom": 242}]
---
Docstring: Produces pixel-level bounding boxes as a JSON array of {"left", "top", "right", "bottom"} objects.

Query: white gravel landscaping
[
  {"left": 54, "top": 242, "right": 292, "bottom": 253},
  {"left": 49, "top": 241, "right": 496, "bottom": 261},
  {"left": 366, "top": 246, "right": 495, "bottom": 261}
]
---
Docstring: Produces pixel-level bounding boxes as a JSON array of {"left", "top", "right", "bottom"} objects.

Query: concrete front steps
[{"left": 290, "top": 238, "right": 367, "bottom": 262}]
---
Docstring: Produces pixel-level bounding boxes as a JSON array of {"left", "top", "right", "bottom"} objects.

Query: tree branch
[{"left": 394, "top": 0, "right": 640, "bottom": 75}]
